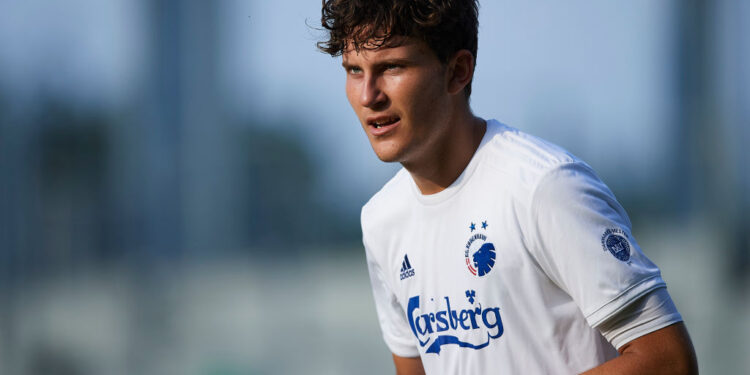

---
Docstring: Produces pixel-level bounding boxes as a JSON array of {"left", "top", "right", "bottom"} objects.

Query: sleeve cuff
[
  {"left": 596, "top": 286, "right": 684, "bottom": 349},
  {"left": 383, "top": 333, "right": 420, "bottom": 358},
  {"left": 610, "top": 314, "right": 683, "bottom": 350},
  {"left": 585, "top": 274, "right": 666, "bottom": 327}
]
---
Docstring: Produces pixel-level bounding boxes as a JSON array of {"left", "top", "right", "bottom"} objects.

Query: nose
[{"left": 360, "top": 74, "right": 386, "bottom": 109}]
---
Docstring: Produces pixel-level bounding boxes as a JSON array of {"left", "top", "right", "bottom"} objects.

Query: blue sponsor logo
[{"left": 407, "top": 290, "right": 504, "bottom": 354}]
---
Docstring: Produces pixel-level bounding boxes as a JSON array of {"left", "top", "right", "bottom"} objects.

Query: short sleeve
[
  {"left": 527, "top": 162, "right": 666, "bottom": 327},
  {"left": 363, "top": 234, "right": 420, "bottom": 357},
  {"left": 597, "top": 287, "right": 683, "bottom": 349}
]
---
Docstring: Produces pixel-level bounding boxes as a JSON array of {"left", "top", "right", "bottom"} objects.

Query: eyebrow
[
  {"left": 341, "top": 58, "right": 411, "bottom": 70},
  {"left": 377, "top": 58, "right": 411, "bottom": 66}
]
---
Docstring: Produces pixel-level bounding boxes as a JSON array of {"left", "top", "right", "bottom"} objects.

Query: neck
[{"left": 403, "top": 111, "right": 486, "bottom": 195}]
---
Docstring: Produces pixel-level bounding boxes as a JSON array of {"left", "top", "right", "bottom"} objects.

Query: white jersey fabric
[{"left": 361, "top": 120, "right": 681, "bottom": 374}]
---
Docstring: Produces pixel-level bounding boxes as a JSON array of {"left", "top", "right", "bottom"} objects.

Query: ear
[{"left": 446, "top": 49, "right": 475, "bottom": 96}]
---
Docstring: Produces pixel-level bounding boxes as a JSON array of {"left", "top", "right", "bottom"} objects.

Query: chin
[
  {"left": 373, "top": 150, "right": 401, "bottom": 163},
  {"left": 371, "top": 142, "right": 406, "bottom": 163},
  {"left": 375, "top": 154, "right": 400, "bottom": 163}
]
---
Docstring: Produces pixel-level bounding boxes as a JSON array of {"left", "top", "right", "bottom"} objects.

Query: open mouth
[
  {"left": 367, "top": 115, "right": 401, "bottom": 135},
  {"left": 371, "top": 116, "right": 400, "bottom": 129}
]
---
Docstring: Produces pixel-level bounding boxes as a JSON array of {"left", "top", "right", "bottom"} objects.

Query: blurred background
[{"left": 0, "top": 0, "right": 748, "bottom": 374}]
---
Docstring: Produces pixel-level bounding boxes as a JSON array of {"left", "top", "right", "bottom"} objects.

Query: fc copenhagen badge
[
  {"left": 601, "top": 228, "right": 631, "bottom": 262},
  {"left": 464, "top": 220, "right": 496, "bottom": 276}
]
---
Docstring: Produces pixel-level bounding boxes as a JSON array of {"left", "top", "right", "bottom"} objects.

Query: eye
[
  {"left": 385, "top": 64, "right": 402, "bottom": 71},
  {"left": 347, "top": 66, "right": 363, "bottom": 75}
]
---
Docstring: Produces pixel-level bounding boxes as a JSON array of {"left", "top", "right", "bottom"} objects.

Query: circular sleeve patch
[{"left": 601, "top": 228, "right": 631, "bottom": 262}]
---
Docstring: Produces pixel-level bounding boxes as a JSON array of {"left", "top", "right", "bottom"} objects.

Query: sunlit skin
[{"left": 342, "top": 37, "right": 485, "bottom": 195}]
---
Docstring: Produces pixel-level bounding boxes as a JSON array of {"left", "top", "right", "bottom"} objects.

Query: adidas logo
[{"left": 400, "top": 254, "right": 415, "bottom": 280}]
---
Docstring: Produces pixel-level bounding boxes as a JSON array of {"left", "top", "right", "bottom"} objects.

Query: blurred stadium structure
[{"left": 0, "top": 0, "right": 748, "bottom": 374}]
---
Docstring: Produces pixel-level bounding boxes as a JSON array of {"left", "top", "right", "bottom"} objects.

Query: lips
[{"left": 366, "top": 115, "right": 401, "bottom": 136}]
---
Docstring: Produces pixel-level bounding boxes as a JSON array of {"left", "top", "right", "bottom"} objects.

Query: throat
[{"left": 405, "top": 118, "right": 486, "bottom": 195}]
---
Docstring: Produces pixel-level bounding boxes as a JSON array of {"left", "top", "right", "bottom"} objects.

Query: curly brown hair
[{"left": 318, "top": 0, "right": 479, "bottom": 96}]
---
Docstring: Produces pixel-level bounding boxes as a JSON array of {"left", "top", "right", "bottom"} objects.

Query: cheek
[
  {"left": 345, "top": 81, "right": 357, "bottom": 108},
  {"left": 403, "top": 75, "right": 447, "bottom": 116},
  {"left": 345, "top": 78, "right": 367, "bottom": 111}
]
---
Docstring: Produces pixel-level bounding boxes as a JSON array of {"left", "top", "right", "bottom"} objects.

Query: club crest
[{"left": 464, "top": 220, "right": 496, "bottom": 276}]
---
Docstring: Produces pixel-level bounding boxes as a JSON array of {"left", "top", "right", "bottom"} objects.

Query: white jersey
[{"left": 361, "top": 120, "right": 678, "bottom": 374}]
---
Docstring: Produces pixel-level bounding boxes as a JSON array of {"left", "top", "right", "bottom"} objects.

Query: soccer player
[{"left": 318, "top": 1, "right": 698, "bottom": 374}]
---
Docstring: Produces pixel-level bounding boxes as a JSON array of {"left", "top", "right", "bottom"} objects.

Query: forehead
[{"left": 342, "top": 37, "right": 435, "bottom": 64}]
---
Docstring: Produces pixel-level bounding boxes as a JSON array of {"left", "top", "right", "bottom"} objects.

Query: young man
[{"left": 319, "top": 1, "right": 698, "bottom": 374}]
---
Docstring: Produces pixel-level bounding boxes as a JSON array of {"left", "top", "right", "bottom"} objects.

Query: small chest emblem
[
  {"left": 601, "top": 228, "right": 632, "bottom": 262},
  {"left": 465, "top": 220, "right": 496, "bottom": 276}
]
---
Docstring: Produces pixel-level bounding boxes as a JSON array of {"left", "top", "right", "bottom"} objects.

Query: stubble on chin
[{"left": 370, "top": 139, "right": 403, "bottom": 163}]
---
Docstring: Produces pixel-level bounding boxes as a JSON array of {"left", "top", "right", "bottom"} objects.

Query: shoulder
[
  {"left": 480, "top": 120, "right": 591, "bottom": 201},
  {"left": 483, "top": 121, "right": 578, "bottom": 173}
]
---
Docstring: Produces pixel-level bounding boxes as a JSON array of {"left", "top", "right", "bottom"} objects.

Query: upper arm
[
  {"left": 362, "top": 226, "right": 420, "bottom": 357},
  {"left": 581, "top": 322, "right": 698, "bottom": 375},
  {"left": 392, "top": 354, "right": 425, "bottom": 375},
  {"left": 618, "top": 322, "right": 698, "bottom": 374},
  {"left": 528, "top": 162, "right": 666, "bottom": 327}
]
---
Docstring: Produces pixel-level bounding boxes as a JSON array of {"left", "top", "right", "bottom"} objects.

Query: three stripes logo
[{"left": 400, "top": 254, "right": 416, "bottom": 280}]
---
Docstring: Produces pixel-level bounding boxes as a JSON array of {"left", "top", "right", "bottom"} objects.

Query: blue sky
[
  {"left": 221, "top": 0, "right": 675, "bottom": 207},
  {"left": 0, "top": 0, "right": 677, "bottom": 211}
]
